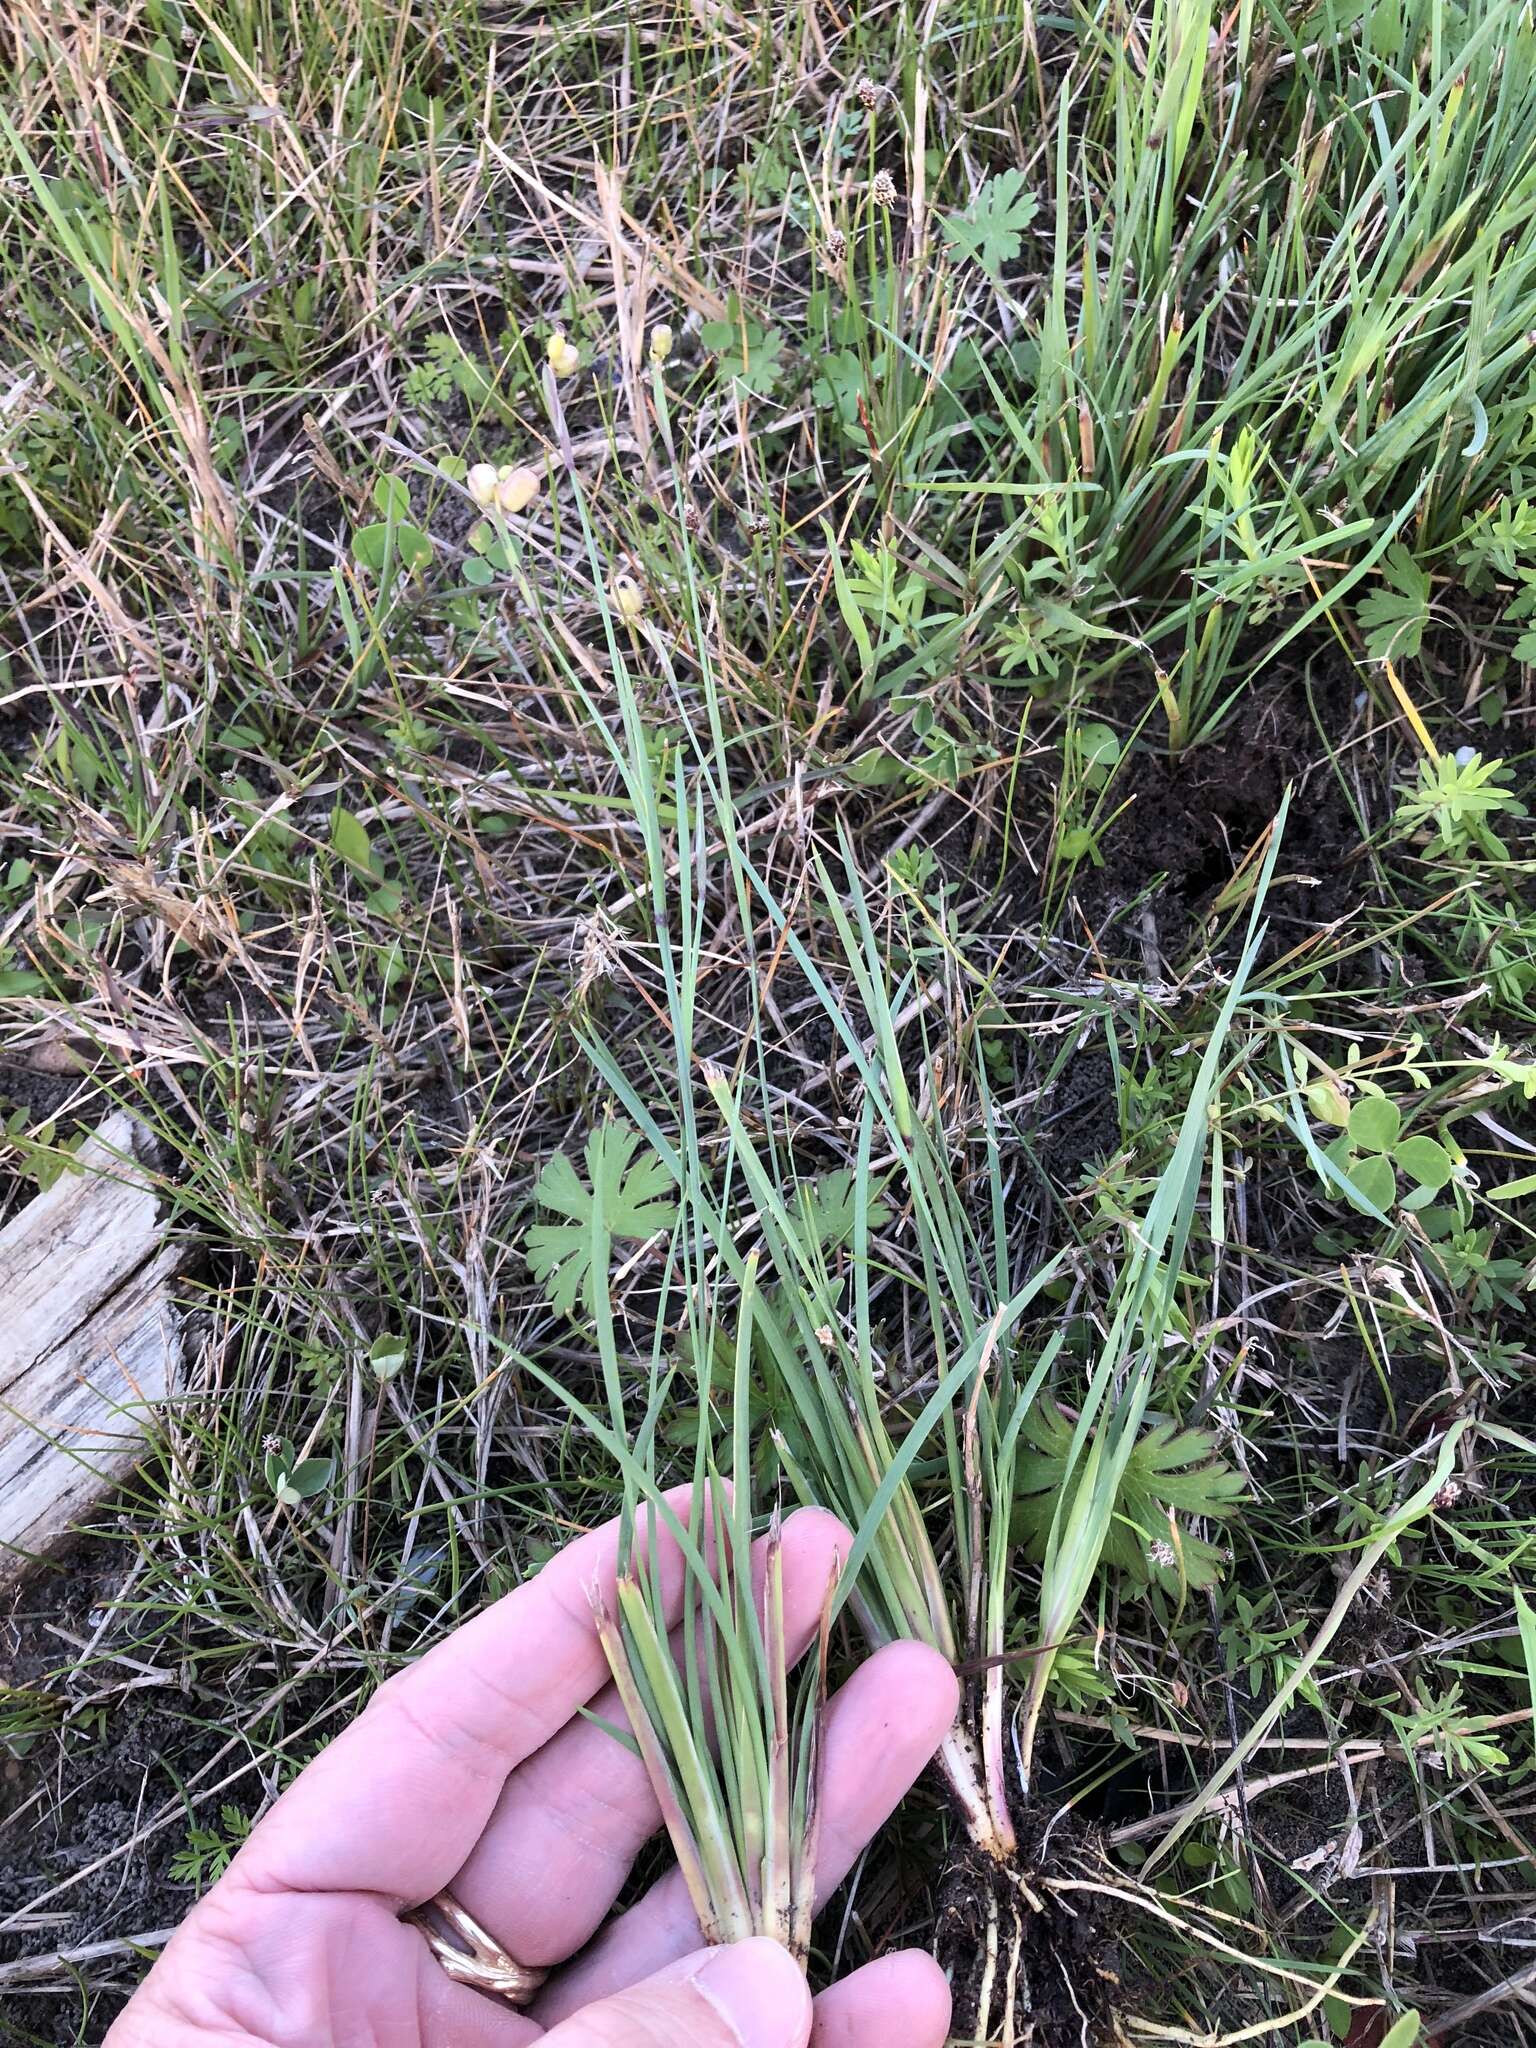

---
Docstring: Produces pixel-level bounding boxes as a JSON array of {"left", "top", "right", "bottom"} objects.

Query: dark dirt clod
[{"left": 1072, "top": 666, "right": 1375, "bottom": 968}]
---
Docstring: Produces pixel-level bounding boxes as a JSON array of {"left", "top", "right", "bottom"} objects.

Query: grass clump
[{"left": 1, "top": 2, "right": 1535, "bottom": 2045}]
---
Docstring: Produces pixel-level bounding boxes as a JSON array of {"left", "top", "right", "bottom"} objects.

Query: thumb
[{"left": 539, "top": 1938, "right": 812, "bottom": 2048}]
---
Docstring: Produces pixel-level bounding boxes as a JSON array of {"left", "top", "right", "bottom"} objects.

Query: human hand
[{"left": 105, "top": 1499, "right": 959, "bottom": 2048}]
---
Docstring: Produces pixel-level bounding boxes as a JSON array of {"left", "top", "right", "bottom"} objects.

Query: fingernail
[{"left": 693, "top": 1938, "right": 810, "bottom": 2048}]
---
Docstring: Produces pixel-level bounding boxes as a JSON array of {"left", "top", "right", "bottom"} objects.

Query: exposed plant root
[{"left": 935, "top": 1825, "right": 1127, "bottom": 2048}]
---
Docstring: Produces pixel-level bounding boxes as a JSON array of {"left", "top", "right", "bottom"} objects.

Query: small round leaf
[
  {"left": 288, "top": 1457, "right": 335, "bottom": 1500},
  {"left": 1306, "top": 1078, "right": 1351, "bottom": 1127},
  {"left": 1076, "top": 721, "right": 1121, "bottom": 787},
  {"left": 370, "top": 1332, "right": 408, "bottom": 1379},
  {"left": 353, "top": 521, "right": 434, "bottom": 574},
  {"left": 1394, "top": 1134, "right": 1452, "bottom": 1190},
  {"left": 1344, "top": 1153, "right": 1396, "bottom": 1215},
  {"left": 372, "top": 474, "right": 412, "bottom": 520},
  {"left": 1347, "top": 1095, "right": 1401, "bottom": 1154}
]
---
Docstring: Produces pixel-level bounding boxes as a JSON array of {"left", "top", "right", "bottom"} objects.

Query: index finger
[{"left": 228, "top": 1487, "right": 698, "bottom": 1902}]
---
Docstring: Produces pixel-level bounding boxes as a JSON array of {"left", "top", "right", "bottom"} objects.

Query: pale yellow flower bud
[
  {"left": 648, "top": 322, "right": 674, "bottom": 365},
  {"left": 546, "top": 332, "right": 580, "bottom": 377},
  {"left": 609, "top": 573, "right": 645, "bottom": 621},
  {"left": 466, "top": 462, "right": 500, "bottom": 509},
  {"left": 493, "top": 465, "right": 541, "bottom": 515}
]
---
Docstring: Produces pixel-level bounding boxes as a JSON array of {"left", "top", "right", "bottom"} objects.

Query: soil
[
  {"left": 1064, "top": 657, "right": 1377, "bottom": 971},
  {"left": 1228, "top": 1754, "right": 1518, "bottom": 2048},
  {"left": 0, "top": 1066, "right": 92, "bottom": 1226},
  {"left": 1032, "top": 1042, "right": 1120, "bottom": 1185},
  {"left": 935, "top": 1810, "right": 1129, "bottom": 2048},
  {"left": 0, "top": 1541, "right": 242, "bottom": 2042}
]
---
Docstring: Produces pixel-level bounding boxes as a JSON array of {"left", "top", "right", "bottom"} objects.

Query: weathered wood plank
[{"left": 0, "top": 1112, "right": 182, "bottom": 1574}]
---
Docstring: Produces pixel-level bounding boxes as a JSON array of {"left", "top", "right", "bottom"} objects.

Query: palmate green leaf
[
  {"left": 795, "top": 1168, "right": 890, "bottom": 1252},
  {"left": 1013, "top": 1404, "right": 1245, "bottom": 1591},
  {"left": 525, "top": 1120, "right": 677, "bottom": 1316},
  {"left": 940, "top": 169, "right": 1038, "bottom": 281},
  {"left": 811, "top": 347, "right": 868, "bottom": 441},
  {"left": 1455, "top": 495, "right": 1536, "bottom": 583},
  {"left": 699, "top": 295, "right": 783, "bottom": 397},
  {"left": 1357, "top": 542, "right": 1430, "bottom": 660}
]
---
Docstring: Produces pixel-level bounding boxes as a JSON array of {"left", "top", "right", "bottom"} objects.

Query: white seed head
[
  {"left": 494, "top": 465, "right": 541, "bottom": 515},
  {"left": 820, "top": 229, "right": 847, "bottom": 272},
  {"left": 610, "top": 573, "right": 645, "bottom": 621},
  {"left": 856, "top": 76, "right": 882, "bottom": 110},
  {"left": 1148, "top": 1538, "right": 1178, "bottom": 1570},
  {"left": 547, "top": 332, "right": 581, "bottom": 377},
  {"left": 649, "top": 322, "right": 674, "bottom": 365},
  {"left": 572, "top": 911, "right": 621, "bottom": 999},
  {"left": 466, "top": 462, "right": 500, "bottom": 509},
  {"left": 872, "top": 169, "right": 897, "bottom": 207}
]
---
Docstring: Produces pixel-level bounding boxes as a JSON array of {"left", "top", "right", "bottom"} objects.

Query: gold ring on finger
[{"left": 407, "top": 1889, "right": 548, "bottom": 2008}]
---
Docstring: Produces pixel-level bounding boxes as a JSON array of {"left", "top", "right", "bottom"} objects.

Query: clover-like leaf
[
  {"left": 1306, "top": 1076, "right": 1351, "bottom": 1127},
  {"left": 372, "top": 474, "right": 413, "bottom": 521},
  {"left": 353, "top": 520, "right": 434, "bottom": 576},
  {"left": 1343, "top": 1152, "right": 1397, "bottom": 1214},
  {"left": 1395, "top": 1134, "right": 1453, "bottom": 1190},
  {"left": 1348, "top": 1094, "right": 1401, "bottom": 1154},
  {"left": 370, "top": 1331, "right": 408, "bottom": 1379}
]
